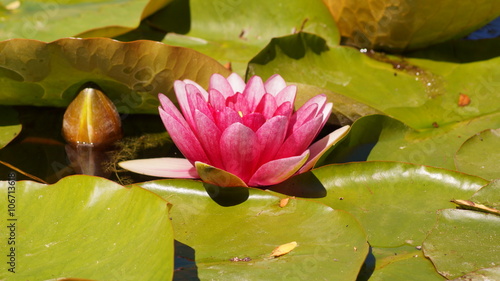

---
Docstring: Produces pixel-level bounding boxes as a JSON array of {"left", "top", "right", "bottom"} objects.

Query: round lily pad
[{"left": 0, "top": 175, "right": 174, "bottom": 280}]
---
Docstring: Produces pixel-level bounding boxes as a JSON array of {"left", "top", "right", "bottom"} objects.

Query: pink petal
[
  {"left": 273, "top": 101, "right": 293, "bottom": 118},
  {"left": 195, "top": 161, "right": 248, "bottom": 187},
  {"left": 215, "top": 107, "right": 242, "bottom": 131},
  {"left": 319, "top": 102, "right": 333, "bottom": 129},
  {"left": 275, "top": 115, "right": 323, "bottom": 159},
  {"left": 187, "top": 85, "right": 214, "bottom": 122},
  {"left": 298, "top": 125, "right": 350, "bottom": 173},
  {"left": 173, "top": 80, "right": 196, "bottom": 130},
  {"left": 288, "top": 103, "right": 318, "bottom": 135},
  {"left": 159, "top": 109, "right": 210, "bottom": 164},
  {"left": 301, "top": 94, "right": 327, "bottom": 113},
  {"left": 183, "top": 79, "right": 209, "bottom": 100},
  {"left": 275, "top": 85, "right": 297, "bottom": 106},
  {"left": 255, "top": 115, "right": 288, "bottom": 165},
  {"left": 119, "top": 158, "right": 198, "bottom": 178},
  {"left": 208, "top": 89, "right": 226, "bottom": 112},
  {"left": 210, "top": 73, "right": 235, "bottom": 98},
  {"left": 194, "top": 110, "right": 224, "bottom": 169},
  {"left": 243, "top": 75, "right": 266, "bottom": 111},
  {"left": 227, "top": 73, "right": 246, "bottom": 94},
  {"left": 264, "top": 74, "right": 287, "bottom": 96},
  {"left": 219, "top": 123, "right": 259, "bottom": 182},
  {"left": 242, "top": 113, "right": 266, "bottom": 132},
  {"left": 158, "top": 94, "right": 188, "bottom": 126},
  {"left": 249, "top": 150, "right": 309, "bottom": 186},
  {"left": 226, "top": 92, "right": 250, "bottom": 115},
  {"left": 255, "top": 93, "right": 277, "bottom": 119}
]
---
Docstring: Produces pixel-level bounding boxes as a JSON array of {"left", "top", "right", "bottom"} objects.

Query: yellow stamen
[{"left": 238, "top": 111, "right": 243, "bottom": 117}]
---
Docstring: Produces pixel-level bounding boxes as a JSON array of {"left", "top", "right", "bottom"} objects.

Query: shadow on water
[{"left": 174, "top": 240, "right": 200, "bottom": 281}]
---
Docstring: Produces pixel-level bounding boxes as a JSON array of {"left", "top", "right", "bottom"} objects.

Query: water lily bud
[{"left": 62, "top": 87, "right": 122, "bottom": 146}]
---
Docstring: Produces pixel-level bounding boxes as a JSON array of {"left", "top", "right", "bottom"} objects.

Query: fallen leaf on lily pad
[
  {"left": 270, "top": 241, "right": 298, "bottom": 258},
  {"left": 451, "top": 199, "right": 500, "bottom": 216}
]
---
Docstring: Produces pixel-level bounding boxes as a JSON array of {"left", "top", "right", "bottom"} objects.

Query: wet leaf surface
[
  {"left": 269, "top": 161, "right": 488, "bottom": 247},
  {"left": 136, "top": 179, "right": 368, "bottom": 280},
  {"left": 359, "top": 245, "right": 445, "bottom": 281},
  {"left": 248, "top": 32, "right": 500, "bottom": 131},
  {"left": 0, "top": 0, "right": 171, "bottom": 41},
  {"left": 158, "top": 0, "right": 339, "bottom": 75},
  {"left": 322, "top": 114, "right": 500, "bottom": 170},
  {"left": 0, "top": 175, "right": 174, "bottom": 280},
  {"left": 455, "top": 128, "right": 500, "bottom": 180},
  {"left": 423, "top": 209, "right": 500, "bottom": 279}
]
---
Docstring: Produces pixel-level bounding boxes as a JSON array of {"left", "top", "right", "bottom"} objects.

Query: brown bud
[{"left": 62, "top": 87, "right": 122, "bottom": 146}]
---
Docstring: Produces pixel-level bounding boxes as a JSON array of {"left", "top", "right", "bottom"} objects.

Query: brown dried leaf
[{"left": 270, "top": 241, "right": 298, "bottom": 257}]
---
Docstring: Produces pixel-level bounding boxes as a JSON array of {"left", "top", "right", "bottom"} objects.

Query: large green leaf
[
  {"left": 323, "top": 0, "right": 500, "bottom": 51},
  {"left": 0, "top": 0, "right": 171, "bottom": 41},
  {"left": 455, "top": 128, "right": 500, "bottom": 180},
  {"left": 0, "top": 38, "right": 230, "bottom": 113},
  {"left": 0, "top": 175, "right": 173, "bottom": 280},
  {"left": 321, "top": 114, "right": 500, "bottom": 170},
  {"left": 248, "top": 32, "right": 500, "bottom": 131},
  {"left": 423, "top": 209, "right": 500, "bottom": 279},
  {"left": 269, "top": 161, "right": 488, "bottom": 247},
  {"left": 135, "top": 179, "right": 368, "bottom": 280},
  {"left": 158, "top": 0, "right": 339, "bottom": 75},
  {"left": 0, "top": 106, "right": 21, "bottom": 149}
]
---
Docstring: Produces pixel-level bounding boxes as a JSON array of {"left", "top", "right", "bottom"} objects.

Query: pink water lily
[{"left": 120, "top": 73, "right": 349, "bottom": 187}]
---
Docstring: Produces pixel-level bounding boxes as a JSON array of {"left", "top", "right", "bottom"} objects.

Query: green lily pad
[
  {"left": 0, "top": 38, "right": 230, "bottom": 113},
  {"left": 0, "top": 0, "right": 170, "bottom": 41},
  {"left": 362, "top": 245, "right": 445, "bottom": 281},
  {"left": 0, "top": 106, "right": 21, "bottom": 149},
  {"left": 158, "top": 0, "right": 339, "bottom": 75},
  {"left": 455, "top": 129, "right": 500, "bottom": 180},
  {"left": 470, "top": 180, "right": 500, "bottom": 209},
  {"left": 0, "top": 175, "right": 173, "bottom": 280},
  {"left": 423, "top": 209, "right": 500, "bottom": 280},
  {"left": 248, "top": 32, "right": 500, "bottom": 131},
  {"left": 269, "top": 161, "right": 488, "bottom": 247},
  {"left": 135, "top": 179, "right": 368, "bottom": 280},
  {"left": 452, "top": 266, "right": 500, "bottom": 281},
  {"left": 322, "top": 114, "right": 500, "bottom": 170}
]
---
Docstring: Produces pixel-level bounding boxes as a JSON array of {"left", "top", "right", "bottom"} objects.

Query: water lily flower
[{"left": 120, "top": 73, "right": 349, "bottom": 187}]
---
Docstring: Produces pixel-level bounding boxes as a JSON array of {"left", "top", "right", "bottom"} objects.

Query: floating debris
[
  {"left": 229, "top": 257, "right": 252, "bottom": 262},
  {"left": 458, "top": 93, "right": 471, "bottom": 107}
]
